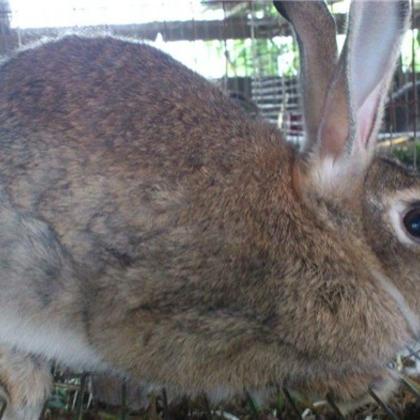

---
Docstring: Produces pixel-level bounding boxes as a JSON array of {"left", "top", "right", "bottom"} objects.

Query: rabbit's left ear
[
  {"left": 310, "top": 0, "right": 411, "bottom": 193},
  {"left": 274, "top": 1, "right": 338, "bottom": 152}
]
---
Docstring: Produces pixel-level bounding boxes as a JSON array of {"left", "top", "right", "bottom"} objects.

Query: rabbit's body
[
  {"left": 0, "top": 34, "right": 412, "bottom": 398},
  {"left": 0, "top": 1, "right": 419, "bottom": 417}
]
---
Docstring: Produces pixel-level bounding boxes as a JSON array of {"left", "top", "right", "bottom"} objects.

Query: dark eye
[{"left": 403, "top": 207, "right": 420, "bottom": 239}]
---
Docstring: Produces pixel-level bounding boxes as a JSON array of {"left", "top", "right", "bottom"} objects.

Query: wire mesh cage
[{"left": 0, "top": 0, "right": 420, "bottom": 419}]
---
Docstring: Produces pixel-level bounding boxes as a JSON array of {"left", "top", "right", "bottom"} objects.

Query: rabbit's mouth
[{"left": 339, "top": 346, "right": 420, "bottom": 415}]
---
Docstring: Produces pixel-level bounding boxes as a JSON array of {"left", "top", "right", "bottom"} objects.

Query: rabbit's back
[{"left": 0, "top": 36, "right": 250, "bottom": 183}]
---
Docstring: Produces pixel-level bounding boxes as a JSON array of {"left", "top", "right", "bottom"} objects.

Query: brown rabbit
[{"left": 0, "top": 0, "right": 418, "bottom": 418}]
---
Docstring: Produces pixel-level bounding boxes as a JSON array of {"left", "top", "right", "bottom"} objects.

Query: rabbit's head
[{"left": 275, "top": 1, "right": 420, "bottom": 336}]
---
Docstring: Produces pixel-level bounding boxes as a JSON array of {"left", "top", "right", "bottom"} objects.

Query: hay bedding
[{"left": 31, "top": 370, "right": 420, "bottom": 420}]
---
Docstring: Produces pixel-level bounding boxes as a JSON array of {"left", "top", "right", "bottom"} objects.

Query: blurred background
[{"left": 0, "top": 1, "right": 420, "bottom": 418}]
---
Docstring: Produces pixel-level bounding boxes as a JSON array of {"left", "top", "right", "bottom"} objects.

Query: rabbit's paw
[{"left": 0, "top": 347, "right": 51, "bottom": 420}]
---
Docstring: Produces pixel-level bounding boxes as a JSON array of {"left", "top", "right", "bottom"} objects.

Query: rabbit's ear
[
  {"left": 274, "top": 1, "right": 338, "bottom": 150},
  {"left": 311, "top": 0, "right": 410, "bottom": 192}
]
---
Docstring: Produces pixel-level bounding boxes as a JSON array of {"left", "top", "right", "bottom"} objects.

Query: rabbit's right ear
[
  {"left": 305, "top": 0, "right": 411, "bottom": 197},
  {"left": 274, "top": 1, "right": 338, "bottom": 151}
]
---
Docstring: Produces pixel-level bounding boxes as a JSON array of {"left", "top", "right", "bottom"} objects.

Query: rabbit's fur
[{"left": 0, "top": 0, "right": 418, "bottom": 417}]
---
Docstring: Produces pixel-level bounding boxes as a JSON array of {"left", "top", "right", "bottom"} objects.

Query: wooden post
[{"left": 0, "top": 0, "right": 18, "bottom": 56}]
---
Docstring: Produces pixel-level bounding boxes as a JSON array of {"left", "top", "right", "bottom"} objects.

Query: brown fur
[{"left": 0, "top": 1, "right": 417, "bottom": 416}]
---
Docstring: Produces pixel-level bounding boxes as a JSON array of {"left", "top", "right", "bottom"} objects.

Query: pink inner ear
[{"left": 355, "top": 82, "right": 383, "bottom": 150}]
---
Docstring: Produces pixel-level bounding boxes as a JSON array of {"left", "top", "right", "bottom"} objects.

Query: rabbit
[{"left": 0, "top": 0, "right": 418, "bottom": 417}]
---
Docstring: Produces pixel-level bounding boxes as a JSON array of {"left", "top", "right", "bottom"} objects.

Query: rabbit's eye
[{"left": 403, "top": 207, "right": 420, "bottom": 239}]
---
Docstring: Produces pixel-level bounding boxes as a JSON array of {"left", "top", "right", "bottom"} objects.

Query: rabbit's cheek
[{"left": 371, "top": 269, "right": 420, "bottom": 338}]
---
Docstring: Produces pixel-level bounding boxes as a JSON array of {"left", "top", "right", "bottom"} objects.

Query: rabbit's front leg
[{"left": 0, "top": 345, "right": 51, "bottom": 420}]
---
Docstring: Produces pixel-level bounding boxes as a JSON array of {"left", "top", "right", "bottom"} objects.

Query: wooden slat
[{"left": 11, "top": 13, "right": 354, "bottom": 47}]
